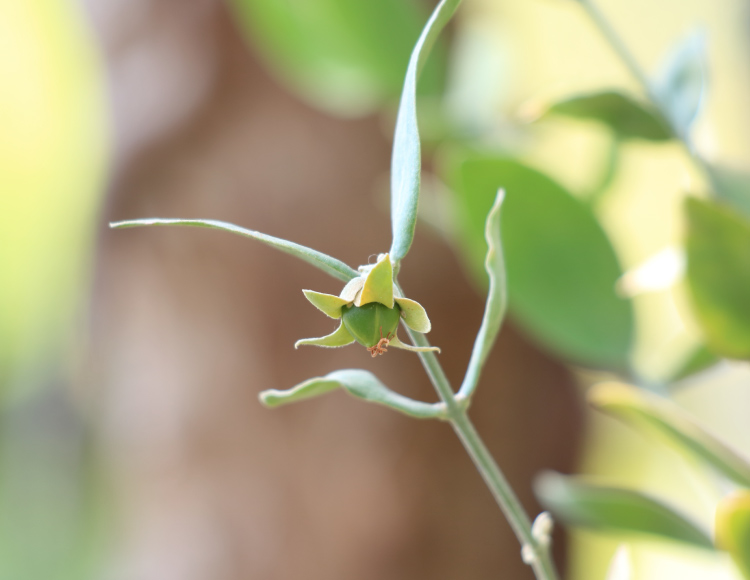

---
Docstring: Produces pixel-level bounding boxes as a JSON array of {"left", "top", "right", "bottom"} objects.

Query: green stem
[
  {"left": 400, "top": 316, "right": 559, "bottom": 580},
  {"left": 578, "top": 0, "right": 721, "bottom": 194}
]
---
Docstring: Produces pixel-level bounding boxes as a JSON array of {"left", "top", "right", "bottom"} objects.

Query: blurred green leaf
[
  {"left": 716, "top": 491, "right": 750, "bottom": 579},
  {"left": 228, "top": 0, "right": 444, "bottom": 116},
  {"left": 443, "top": 153, "right": 633, "bottom": 370},
  {"left": 589, "top": 382, "right": 750, "bottom": 488},
  {"left": 389, "top": 0, "right": 461, "bottom": 265},
  {"left": 706, "top": 164, "right": 750, "bottom": 219},
  {"left": 260, "top": 369, "right": 446, "bottom": 419},
  {"left": 535, "top": 471, "right": 714, "bottom": 549},
  {"left": 685, "top": 198, "right": 750, "bottom": 360},
  {"left": 0, "top": 0, "right": 108, "bottom": 400},
  {"left": 543, "top": 91, "right": 671, "bottom": 141},
  {"left": 110, "top": 218, "right": 359, "bottom": 283},
  {"left": 458, "top": 189, "right": 507, "bottom": 401},
  {"left": 653, "top": 31, "right": 707, "bottom": 136},
  {"left": 668, "top": 343, "right": 719, "bottom": 382}
]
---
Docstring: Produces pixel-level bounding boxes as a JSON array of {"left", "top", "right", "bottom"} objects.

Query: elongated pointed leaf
[
  {"left": 458, "top": 189, "right": 507, "bottom": 400},
  {"left": 543, "top": 90, "right": 671, "bottom": 141},
  {"left": 589, "top": 382, "right": 750, "bottom": 488},
  {"left": 653, "top": 31, "right": 707, "bottom": 136},
  {"left": 716, "top": 491, "right": 750, "bottom": 579},
  {"left": 394, "top": 297, "right": 431, "bottom": 332},
  {"left": 259, "top": 369, "right": 446, "bottom": 419},
  {"left": 685, "top": 198, "right": 750, "bottom": 359},
  {"left": 390, "top": 0, "right": 461, "bottom": 264},
  {"left": 110, "top": 218, "right": 359, "bottom": 282},
  {"left": 357, "top": 254, "right": 394, "bottom": 307},
  {"left": 443, "top": 153, "right": 633, "bottom": 370},
  {"left": 535, "top": 472, "right": 714, "bottom": 549},
  {"left": 302, "top": 290, "right": 349, "bottom": 319},
  {"left": 389, "top": 334, "right": 440, "bottom": 354},
  {"left": 295, "top": 322, "right": 355, "bottom": 348}
]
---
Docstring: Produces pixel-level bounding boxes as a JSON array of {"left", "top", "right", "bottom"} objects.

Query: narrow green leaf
[
  {"left": 589, "top": 382, "right": 750, "bottom": 488},
  {"left": 394, "top": 297, "right": 431, "bottom": 333},
  {"left": 534, "top": 471, "right": 714, "bottom": 549},
  {"left": 110, "top": 218, "right": 359, "bottom": 283},
  {"left": 390, "top": 0, "right": 461, "bottom": 264},
  {"left": 259, "top": 369, "right": 446, "bottom": 419},
  {"left": 653, "top": 30, "right": 707, "bottom": 136},
  {"left": 295, "top": 322, "right": 355, "bottom": 349},
  {"left": 458, "top": 189, "right": 507, "bottom": 401},
  {"left": 716, "top": 491, "right": 750, "bottom": 579},
  {"left": 228, "top": 0, "right": 444, "bottom": 116},
  {"left": 685, "top": 198, "right": 750, "bottom": 359},
  {"left": 543, "top": 90, "right": 671, "bottom": 141},
  {"left": 389, "top": 334, "right": 441, "bottom": 355},
  {"left": 443, "top": 153, "right": 633, "bottom": 370},
  {"left": 302, "top": 290, "right": 348, "bottom": 319},
  {"left": 259, "top": 377, "right": 340, "bottom": 407}
]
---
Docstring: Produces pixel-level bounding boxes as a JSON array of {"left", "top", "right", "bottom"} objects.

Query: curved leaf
[
  {"left": 589, "top": 382, "right": 750, "bottom": 488},
  {"left": 653, "top": 30, "right": 707, "bottom": 136},
  {"left": 394, "top": 297, "right": 431, "bottom": 333},
  {"left": 260, "top": 369, "right": 446, "bottom": 419},
  {"left": 228, "top": 0, "right": 444, "bottom": 116},
  {"left": 357, "top": 254, "right": 394, "bottom": 307},
  {"left": 685, "top": 198, "right": 750, "bottom": 359},
  {"left": 543, "top": 90, "right": 671, "bottom": 141},
  {"left": 535, "top": 472, "right": 714, "bottom": 549},
  {"left": 716, "top": 491, "right": 750, "bottom": 579},
  {"left": 294, "top": 321, "right": 355, "bottom": 349},
  {"left": 110, "top": 218, "right": 359, "bottom": 283},
  {"left": 302, "top": 290, "right": 349, "bottom": 319},
  {"left": 458, "top": 189, "right": 507, "bottom": 400},
  {"left": 390, "top": 0, "right": 461, "bottom": 264},
  {"left": 444, "top": 153, "right": 633, "bottom": 370}
]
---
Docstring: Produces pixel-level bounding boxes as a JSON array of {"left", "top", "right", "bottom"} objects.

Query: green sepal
[
  {"left": 259, "top": 369, "right": 447, "bottom": 419},
  {"left": 302, "top": 290, "right": 349, "bottom": 319},
  {"left": 342, "top": 302, "right": 402, "bottom": 348},
  {"left": 294, "top": 321, "right": 355, "bottom": 349},
  {"left": 356, "top": 254, "right": 394, "bottom": 307},
  {"left": 389, "top": 334, "right": 440, "bottom": 354},
  {"left": 394, "top": 297, "right": 431, "bottom": 333},
  {"left": 716, "top": 491, "right": 750, "bottom": 579}
]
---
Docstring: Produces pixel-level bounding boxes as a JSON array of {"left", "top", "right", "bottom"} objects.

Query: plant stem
[
  {"left": 403, "top": 324, "right": 560, "bottom": 580},
  {"left": 578, "top": 0, "right": 720, "bottom": 193}
]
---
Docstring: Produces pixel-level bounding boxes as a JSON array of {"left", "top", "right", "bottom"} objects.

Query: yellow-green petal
[
  {"left": 395, "top": 297, "right": 431, "bottom": 333},
  {"left": 295, "top": 322, "right": 355, "bottom": 348},
  {"left": 389, "top": 334, "right": 440, "bottom": 354},
  {"left": 356, "top": 254, "right": 394, "bottom": 307},
  {"left": 302, "top": 289, "right": 349, "bottom": 319}
]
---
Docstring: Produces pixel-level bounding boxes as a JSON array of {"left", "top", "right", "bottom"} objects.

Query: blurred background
[{"left": 1, "top": 0, "right": 749, "bottom": 579}]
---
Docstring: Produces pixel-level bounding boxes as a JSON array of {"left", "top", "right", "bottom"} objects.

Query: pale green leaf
[
  {"left": 458, "top": 189, "right": 507, "bottom": 400},
  {"left": 259, "top": 369, "right": 446, "bottom": 419},
  {"left": 110, "top": 218, "right": 359, "bottom": 283},
  {"left": 653, "top": 30, "right": 707, "bottom": 136},
  {"left": 357, "top": 254, "right": 394, "bottom": 307},
  {"left": 535, "top": 472, "right": 714, "bottom": 549},
  {"left": 302, "top": 290, "right": 349, "bottom": 319},
  {"left": 259, "top": 378, "right": 340, "bottom": 407},
  {"left": 716, "top": 491, "right": 750, "bottom": 579},
  {"left": 589, "top": 382, "right": 750, "bottom": 488},
  {"left": 685, "top": 198, "right": 750, "bottom": 359},
  {"left": 394, "top": 297, "right": 431, "bottom": 333},
  {"left": 390, "top": 0, "right": 461, "bottom": 264},
  {"left": 543, "top": 90, "right": 671, "bottom": 141},
  {"left": 294, "top": 322, "right": 355, "bottom": 349}
]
